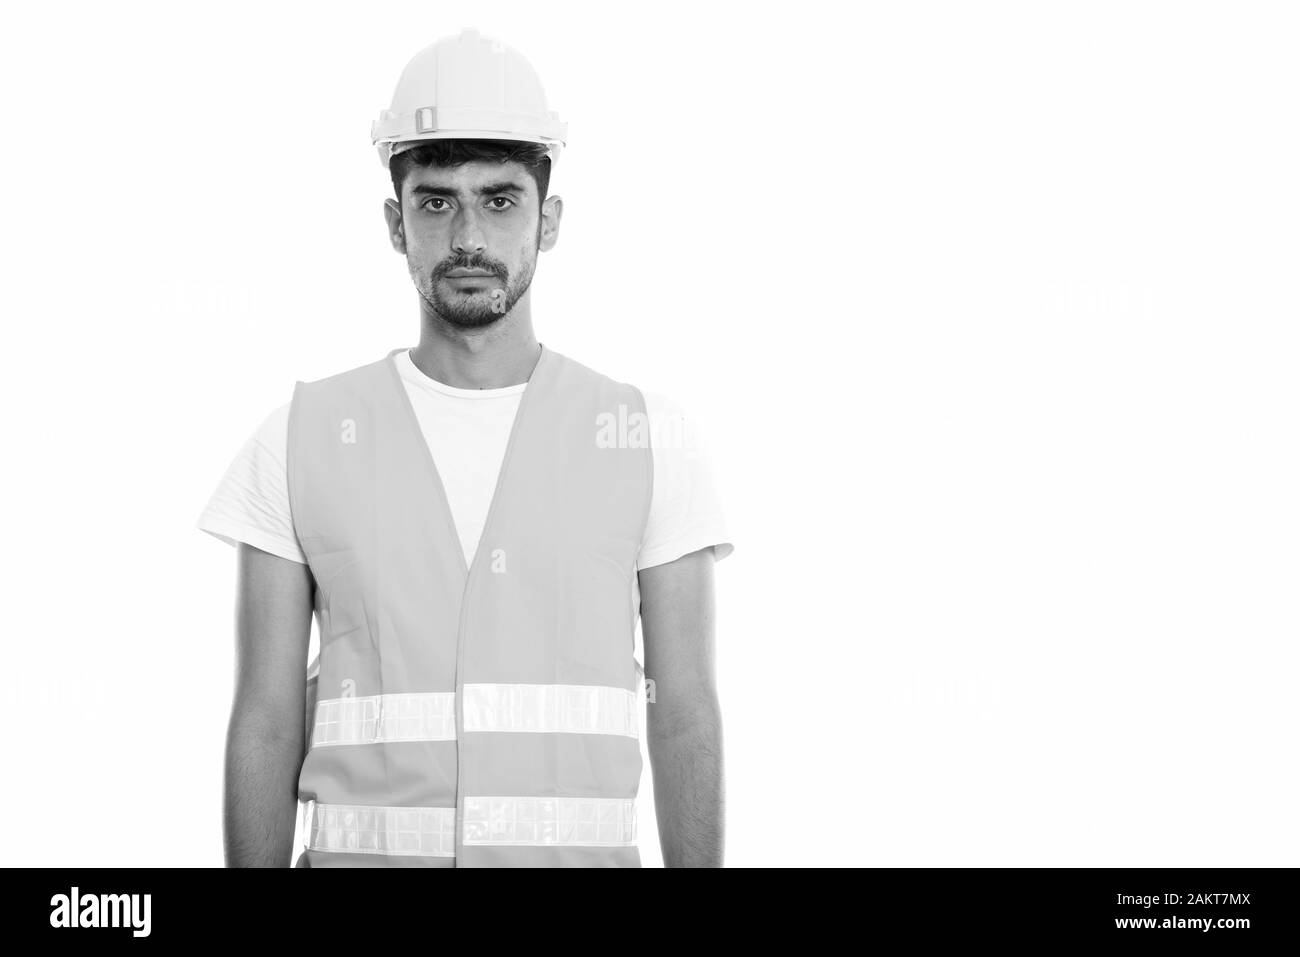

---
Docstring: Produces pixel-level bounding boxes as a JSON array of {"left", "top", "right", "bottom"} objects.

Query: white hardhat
[{"left": 372, "top": 28, "right": 567, "bottom": 170}]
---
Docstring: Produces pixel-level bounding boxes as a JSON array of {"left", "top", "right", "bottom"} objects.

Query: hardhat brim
[{"left": 379, "top": 133, "right": 562, "bottom": 170}]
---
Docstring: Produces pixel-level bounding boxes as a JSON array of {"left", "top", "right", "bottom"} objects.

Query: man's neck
[{"left": 409, "top": 308, "right": 542, "bottom": 390}]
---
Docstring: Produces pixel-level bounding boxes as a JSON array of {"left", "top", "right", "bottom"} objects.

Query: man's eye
[
  {"left": 489, "top": 197, "right": 514, "bottom": 210},
  {"left": 423, "top": 198, "right": 449, "bottom": 211}
]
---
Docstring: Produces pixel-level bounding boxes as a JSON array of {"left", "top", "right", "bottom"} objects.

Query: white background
[{"left": 1, "top": 0, "right": 1296, "bottom": 866}]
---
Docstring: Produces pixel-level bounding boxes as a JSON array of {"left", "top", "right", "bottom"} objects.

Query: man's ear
[
  {"left": 383, "top": 198, "right": 406, "bottom": 254},
  {"left": 538, "top": 194, "right": 563, "bottom": 252}
]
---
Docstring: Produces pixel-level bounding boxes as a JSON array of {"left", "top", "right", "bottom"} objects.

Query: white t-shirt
[{"left": 198, "top": 350, "right": 732, "bottom": 588}]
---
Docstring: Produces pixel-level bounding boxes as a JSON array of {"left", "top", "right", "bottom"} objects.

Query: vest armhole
[
  {"left": 626, "top": 382, "right": 655, "bottom": 569},
  {"left": 285, "top": 379, "right": 308, "bottom": 568}
]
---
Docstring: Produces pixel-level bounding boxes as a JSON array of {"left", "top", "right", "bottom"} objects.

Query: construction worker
[{"left": 197, "top": 28, "right": 731, "bottom": 867}]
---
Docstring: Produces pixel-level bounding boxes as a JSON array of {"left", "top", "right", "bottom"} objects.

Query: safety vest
[{"left": 286, "top": 345, "right": 653, "bottom": 867}]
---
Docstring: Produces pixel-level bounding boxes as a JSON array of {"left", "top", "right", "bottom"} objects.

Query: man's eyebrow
[
  {"left": 475, "top": 180, "right": 527, "bottom": 196},
  {"left": 409, "top": 181, "right": 528, "bottom": 199}
]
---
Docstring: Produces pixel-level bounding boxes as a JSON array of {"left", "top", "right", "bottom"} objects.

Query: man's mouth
[{"left": 445, "top": 268, "right": 497, "bottom": 278}]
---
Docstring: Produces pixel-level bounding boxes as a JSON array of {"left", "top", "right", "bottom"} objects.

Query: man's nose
[{"left": 452, "top": 210, "right": 487, "bottom": 255}]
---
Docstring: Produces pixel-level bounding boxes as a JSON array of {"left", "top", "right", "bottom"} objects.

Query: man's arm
[
  {"left": 639, "top": 546, "right": 724, "bottom": 867},
  {"left": 224, "top": 542, "right": 315, "bottom": 867}
]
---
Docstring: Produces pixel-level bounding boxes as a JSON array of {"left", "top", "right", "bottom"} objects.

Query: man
[{"left": 197, "top": 28, "right": 731, "bottom": 867}]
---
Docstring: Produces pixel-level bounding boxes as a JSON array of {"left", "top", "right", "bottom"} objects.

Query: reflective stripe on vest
[
  {"left": 464, "top": 796, "right": 637, "bottom": 846},
  {"left": 462, "top": 683, "right": 639, "bottom": 738},
  {"left": 303, "top": 799, "right": 456, "bottom": 857},
  {"left": 312, "top": 692, "right": 457, "bottom": 746},
  {"left": 288, "top": 346, "right": 653, "bottom": 868},
  {"left": 303, "top": 796, "right": 636, "bottom": 856},
  {"left": 311, "top": 684, "right": 638, "bottom": 746}
]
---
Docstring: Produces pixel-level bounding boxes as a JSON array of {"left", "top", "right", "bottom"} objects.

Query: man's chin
[
  {"left": 435, "top": 307, "right": 504, "bottom": 329},
  {"left": 422, "top": 288, "right": 508, "bottom": 328}
]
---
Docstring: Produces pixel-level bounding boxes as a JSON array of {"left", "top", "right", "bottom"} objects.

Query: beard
[{"left": 416, "top": 252, "right": 536, "bottom": 329}]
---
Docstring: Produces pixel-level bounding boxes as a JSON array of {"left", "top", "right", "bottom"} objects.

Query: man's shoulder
[
  {"left": 291, "top": 353, "right": 395, "bottom": 403},
  {"left": 547, "top": 347, "right": 654, "bottom": 405},
  {"left": 545, "top": 350, "right": 696, "bottom": 451}
]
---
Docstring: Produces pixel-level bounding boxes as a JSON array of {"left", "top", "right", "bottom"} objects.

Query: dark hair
[{"left": 390, "top": 139, "right": 552, "bottom": 208}]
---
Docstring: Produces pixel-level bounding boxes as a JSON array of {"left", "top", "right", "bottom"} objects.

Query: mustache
[{"left": 433, "top": 255, "right": 507, "bottom": 280}]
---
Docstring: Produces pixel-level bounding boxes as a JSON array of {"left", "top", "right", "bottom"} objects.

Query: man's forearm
[
  {"left": 223, "top": 707, "right": 302, "bottom": 867},
  {"left": 647, "top": 694, "right": 725, "bottom": 867}
]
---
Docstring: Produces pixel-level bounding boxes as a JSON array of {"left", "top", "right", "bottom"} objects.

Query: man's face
[{"left": 392, "top": 159, "right": 545, "bottom": 328}]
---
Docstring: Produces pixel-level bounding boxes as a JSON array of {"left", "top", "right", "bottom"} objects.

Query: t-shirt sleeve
[
  {"left": 636, "top": 390, "right": 734, "bottom": 571},
  {"left": 195, "top": 400, "right": 307, "bottom": 564}
]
